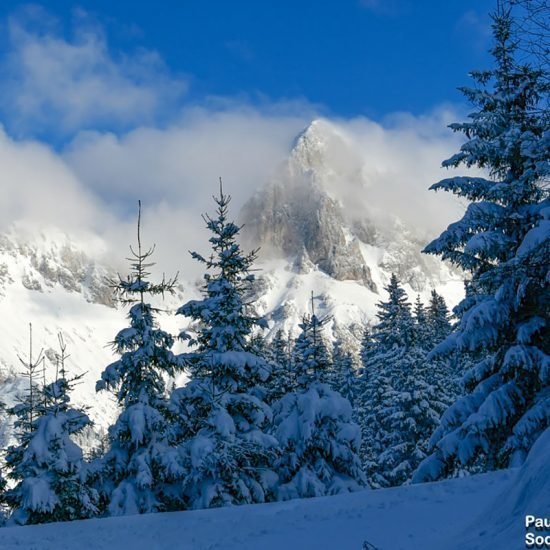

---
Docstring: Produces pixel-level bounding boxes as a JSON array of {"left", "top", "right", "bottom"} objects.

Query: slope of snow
[
  {"left": 0, "top": 231, "right": 122, "bottom": 444},
  {"left": 0, "top": 229, "right": 193, "bottom": 448},
  {"left": 457, "top": 428, "right": 550, "bottom": 550},
  {"left": 253, "top": 250, "right": 463, "bottom": 349},
  {"left": 6, "top": 429, "right": 548, "bottom": 549},
  {"left": 0, "top": 468, "right": 518, "bottom": 549},
  {"left": 8, "top": 428, "right": 549, "bottom": 550}
]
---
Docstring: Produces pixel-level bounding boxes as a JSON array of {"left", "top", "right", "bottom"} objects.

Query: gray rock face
[
  {"left": 241, "top": 118, "right": 461, "bottom": 300},
  {"left": 374, "top": 221, "right": 462, "bottom": 293},
  {"left": 30, "top": 244, "right": 116, "bottom": 307},
  {"left": 241, "top": 121, "right": 377, "bottom": 291}
]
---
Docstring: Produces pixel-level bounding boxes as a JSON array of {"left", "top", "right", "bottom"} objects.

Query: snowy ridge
[
  {"left": 0, "top": 228, "right": 191, "bottom": 448},
  {"left": 0, "top": 229, "right": 122, "bottom": 445}
]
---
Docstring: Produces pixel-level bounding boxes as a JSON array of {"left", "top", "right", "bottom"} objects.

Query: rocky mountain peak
[
  {"left": 240, "top": 119, "right": 462, "bottom": 296},
  {"left": 240, "top": 119, "right": 377, "bottom": 290},
  {"left": 288, "top": 118, "right": 363, "bottom": 187},
  {"left": 289, "top": 118, "right": 336, "bottom": 173}
]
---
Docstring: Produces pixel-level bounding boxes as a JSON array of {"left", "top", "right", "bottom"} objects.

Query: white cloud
[
  {"left": 62, "top": 105, "right": 312, "bottom": 276},
  {"left": 64, "top": 106, "right": 311, "bottom": 214},
  {"left": 0, "top": 127, "right": 107, "bottom": 236},
  {"left": 0, "top": 8, "right": 474, "bottom": 281},
  {"left": 0, "top": 7, "right": 187, "bottom": 136},
  {"left": 328, "top": 109, "right": 474, "bottom": 240},
  {"left": 0, "top": 102, "right": 473, "bottom": 280}
]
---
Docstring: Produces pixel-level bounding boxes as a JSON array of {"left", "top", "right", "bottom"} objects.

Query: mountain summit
[
  {"left": 241, "top": 119, "right": 376, "bottom": 289},
  {"left": 241, "top": 118, "right": 459, "bottom": 296}
]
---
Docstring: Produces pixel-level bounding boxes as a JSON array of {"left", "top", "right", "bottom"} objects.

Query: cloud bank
[
  {"left": 320, "top": 110, "right": 472, "bottom": 241},
  {"left": 0, "top": 8, "right": 472, "bottom": 278}
]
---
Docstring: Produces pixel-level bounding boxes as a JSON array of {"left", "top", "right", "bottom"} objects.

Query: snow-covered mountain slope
[
  {"left": 0, "top": 229, "right": 119, "bottom": 442},
  {"left": 4, "top": 428, "right": 549, "bottom": 550},
  {"left": 0, "top": 228, "right": 190, "bottom": 447}
]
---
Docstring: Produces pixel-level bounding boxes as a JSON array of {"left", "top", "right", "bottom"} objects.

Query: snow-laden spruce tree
[
  {"left": 356, "top": 359, "right": 394, "bottom": 488},
  {"left": 356, "top": 277, "right": 415, "bottom": 485},
  {"left": 171, "top": 182, "right": 278, "bottom": 510},
  {"left": 94, "top": 203, "right": 183, "bottom": 515},
  {"left": 4, "top": 333, "right": 98, "bottom": 525},
  {"left": 273, "top": 308, "right": 365, "bottom": 499},
  {"left": 426, "top": 290, "right": 452, "bottom": 348},
  {"left": 263, "top": 329, "right": 294, "bottom": 404},
  {"left": 358, "top": 326, "right": 376, "bottom": 380},
  {"left": 362, "top": 365, "right": 441, "bottom": 488},
  {"left": 370, "top": 348, "right": 452, "bottom": 487},
  {"left": 373, "top": 273, "right": 416, "bottom": 350},
  {"left": 331, "top": 339, "right": 357, "bottom": 407},
  {"left": 357, "top": 276, "right": 455, "bottom": 487},
  {"left": 414, "top": 6, "right": 549, "bottom": 482},
  {"left": 413, "top": 295, "right": 432, "bottom": 349},
  {"left": 355, "top": 275, "right": 414, "bottom": 487},
  {"left": 292, "top": 308, "right": 332, "bottom": 386}
]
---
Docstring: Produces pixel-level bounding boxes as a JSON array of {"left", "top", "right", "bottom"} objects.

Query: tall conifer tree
[
  {"left": 95, "top": 202, "right": 183, "bottom": 515},
  {"left": 414, "top": 6, "right": 549, "bottom": 482},
  {"left": 273, "top": 298, "right": 365, "bottom": 499},
  {"left": 171, "top": 182, "right": 278, "bottom": 509}
]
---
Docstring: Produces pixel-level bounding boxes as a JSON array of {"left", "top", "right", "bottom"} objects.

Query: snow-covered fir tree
[
  {"left": 356, "top": 356, "right": 393, "bottom": 488},
  {"left": 331, "top": 339, "right": 357, "bottom": 407},
  {"left": 414, "top": 7, "right": 549, "bottom": 483},
  {"left": 4, "top": 332, "right": 98, "bottom": 525},
  {"left": 94, "top": 203, "right": 183, "bottom": 515},
  {"left": 273, "top": 306, "right": 365, "bottom": 499},
  {"left": 371, "top": 348, "right": 452, "bottom": 487},
  {"left": 356, "top": 277, "right": 414, "bottom": 486},
  {"left": 361, "top": 358, "right": 453, "bottom": 488},
  {"left": 357, "top": 276, "right": 455, "bottom": 487},
  {"left": 171, "top": 182, "right": 279, "bottom": 510},
  {"left": 426, "top": 290, "right": 452, "bottom": 347},
  {"left": 413, "top": 295, "right": 431, "bottom": 349},
  {"left": 359, "top": 326, "right": 375, "bottom": 378},
  {"left": 372, "top": 273, "right": 415, "bottom": 350},
  {"left": 292, "top": 309, "right": 331, "bottom": 387},
  {"left": 263, "top": 329, "right": 294, "bottom": 404}
]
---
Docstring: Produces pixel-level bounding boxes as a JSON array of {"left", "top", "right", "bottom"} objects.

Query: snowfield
[{"left": 3, "top": 429, "right": 548, "bottom": 550}]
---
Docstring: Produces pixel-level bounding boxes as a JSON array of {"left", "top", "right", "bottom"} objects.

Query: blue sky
[
  {"left": 0, "top": 1, "right": 496, "bottom": 269},
  {"left": 0, "top": 0, "right": 496, "bottom": 140}
]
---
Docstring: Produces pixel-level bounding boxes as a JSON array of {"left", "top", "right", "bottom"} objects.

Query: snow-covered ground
[{"left": 3, "top": 429, "right": 549, "bottom": 550}]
